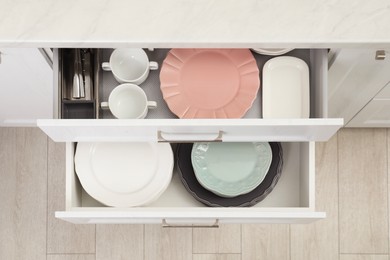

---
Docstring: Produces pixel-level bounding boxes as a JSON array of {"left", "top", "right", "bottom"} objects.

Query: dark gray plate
[{"left": 176, "top": 142, "right": 283, "bottom": 207}]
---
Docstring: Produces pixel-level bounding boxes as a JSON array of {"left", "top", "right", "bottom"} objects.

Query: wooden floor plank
[
  {"left": 193, "top": 254, "right": 241, "bottom": 260},
  {"left": 144, "top": 224, "right": 192, "bottom": 260},
  {"left": 290, "top": 134, "right": 339, "bottom": 260},
  {"left": 340, "top": 254, "right": 389, "bottom": 260},
  {"left": 193, "top": 224, "right": 241, "bottom": 254},
  {"left": 242, "top": 224, "right": 289, "bottom": 260},
  {"left": 388, "top": 129, "right": 390, "bottom": 257},
  {"left": 339, "top": 129, "right": 389, "bottom": 254},
  {"left": 96, "top": 225, "right": 143, "bottom": 260},
  {"left": 0, "top": 128, "right": 47, "bottom": 260},
  {"left": 47, "top": 254, "right": 95, "bottom": 260}
]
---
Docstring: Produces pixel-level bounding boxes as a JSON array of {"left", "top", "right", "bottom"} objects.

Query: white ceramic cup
[
  {"left": 102, "top": 48, "right": 158, "bottom": 85},
  {"left": 101, "top": 84, "right": 157, "bottom": 119}
]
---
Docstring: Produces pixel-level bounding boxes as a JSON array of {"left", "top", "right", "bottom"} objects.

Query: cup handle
[
  {"left": 101, "top": 101, "right": 109, "bottom": 109},
  {"left": 149, "top": 61, "right": 159, "bottom": 71},
  {"left": 102, "top": 62, "right": 111, "bottom": 71},
  {"left": 147, "top": 101, "right": 157, "bottom": 109}
]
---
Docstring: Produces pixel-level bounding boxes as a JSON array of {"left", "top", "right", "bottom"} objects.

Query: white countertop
[{"left": 1, "top": 0, "right": 390, "bottom": 48}]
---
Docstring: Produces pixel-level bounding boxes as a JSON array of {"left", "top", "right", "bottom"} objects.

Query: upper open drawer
[{"left": 38, "top": 48, "right": 343, "bottom": 143}]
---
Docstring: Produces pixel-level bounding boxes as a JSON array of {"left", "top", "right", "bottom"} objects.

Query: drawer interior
[
  {"left": 56, "top": 48, "right": 327, "bottom": 119},
  {"left": 42, "top": 48, "right": 342, "bottom": 143},
  {"left": 65, "top": 142, "right": 314, "bottom": 211}
]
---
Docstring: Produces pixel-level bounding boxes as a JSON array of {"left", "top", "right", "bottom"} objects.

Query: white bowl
[{"left": 251, "top": 48, "right": 294, "bottom": 56}]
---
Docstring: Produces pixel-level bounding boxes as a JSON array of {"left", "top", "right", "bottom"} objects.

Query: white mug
[
  {"left": 101, "top": 84, "right": 157, "bottom": 119},
  {"left": 102, "top": 48, "right": 158, "bottom": 85}
]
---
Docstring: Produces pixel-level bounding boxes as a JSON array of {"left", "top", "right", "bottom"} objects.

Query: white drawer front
[
  {"left": 55, "top": 211, "right": 325, "bottom": 225},
  {"left": 58, "top": 141, "right": 324, "bottom": 225},
  {"left": 38, "top": 118, "right": 343, "bottom": 142}
]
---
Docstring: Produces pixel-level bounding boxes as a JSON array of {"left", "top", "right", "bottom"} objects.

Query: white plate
[
  {"left": 262, "top": 56, "right": 310, "bottom": 118},
  {"left": 75, "top": 142, "right": 173, "bottom": 207},
  {"left": 251, "top": 48, "right": 294, "bottom": 56}
]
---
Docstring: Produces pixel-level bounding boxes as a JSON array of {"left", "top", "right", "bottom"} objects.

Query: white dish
[
  {"left": 251, "top": 48, "right": 294, "bottom": 56},
  {"left": 75, "top": 142, "right": 173, "bottom": 207},
  {"left": 262, "top": 56, "right": 310, "bottom": 118}
]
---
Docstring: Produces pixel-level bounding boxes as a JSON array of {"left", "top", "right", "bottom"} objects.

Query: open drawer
[
  {"left": 55, "top": 141, "right": 324, "bottom": 224},
  {"left": 38, "top": 48, "right": 343, "bottom": 142}
]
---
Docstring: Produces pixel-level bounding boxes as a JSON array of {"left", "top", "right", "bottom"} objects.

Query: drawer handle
[
  {"left": 157, "top": 130, "right": 223, "bottom": 143},
  {"left": 162, "top": 219, "right": 219, "bottom": 228},
  {"left": 376, "top": 50, "right": 386, "bottom": 60}
]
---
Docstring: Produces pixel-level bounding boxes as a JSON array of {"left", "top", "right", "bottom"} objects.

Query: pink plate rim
[{"left": 160, "top": 49, "right": 260, "bottom": 119}]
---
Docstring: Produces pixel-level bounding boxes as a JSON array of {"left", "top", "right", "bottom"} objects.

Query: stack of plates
[
  {"left": 177, "top": 142, "right": 283, "bottom": 207},
  {"left": 75, "top": 142, "right": 173, "bottom": 207},
  {"left": 160, "top": 49, "right": 260, "bottom": 119},
  {"left": 191, "top": 142, "right": 273, "bottom": 198}
]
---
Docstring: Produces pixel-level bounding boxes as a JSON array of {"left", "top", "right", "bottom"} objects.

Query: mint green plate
[{"left": 191, "top": 142, "right": 273, "bottom": 198}]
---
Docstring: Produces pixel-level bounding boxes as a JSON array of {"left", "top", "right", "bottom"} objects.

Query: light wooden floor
[{"left": 1, "top": 128, "right": 389, "bottom": 260}]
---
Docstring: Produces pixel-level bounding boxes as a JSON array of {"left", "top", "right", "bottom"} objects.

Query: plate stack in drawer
[
  {"left": 74, "top": 142, "right": 173, "bottom": 207},
  {"left": 176, "top": 142, "right": 283, "bottom": 207},
  {"left": 74, "top": 141, "right": 283, "bottom": 208}
]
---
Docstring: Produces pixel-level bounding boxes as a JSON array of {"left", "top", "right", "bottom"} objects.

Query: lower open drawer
[{"left": 56, "top": 141, "right": 325, "bottom": 225}]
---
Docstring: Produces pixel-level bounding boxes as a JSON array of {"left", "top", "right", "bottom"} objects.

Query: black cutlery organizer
[{"left": 59, "top": 49, "right": 98, "bottom": 119}]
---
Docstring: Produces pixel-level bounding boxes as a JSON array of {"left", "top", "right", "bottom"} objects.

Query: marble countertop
[{"left": 1, "top": 0, "right": 390, "bottom": 48}]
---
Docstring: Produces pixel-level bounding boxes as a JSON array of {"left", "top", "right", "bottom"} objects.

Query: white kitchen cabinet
[
  {"left": 328, "top": 49, "right": 390, "bottom": 127},
  {"left": 0, "top": 48, "right": 53, "bottom": 126},
  {"left": 37, "top": 48, "right": 343, "bottom": 225},
  {"left": 347, "top": 81, "right": 390, "bottom": 127}
]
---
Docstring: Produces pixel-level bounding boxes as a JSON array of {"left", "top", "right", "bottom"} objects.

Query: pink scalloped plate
[{"left": 160, "top": 49, "right": 260, "bottom": 118}]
